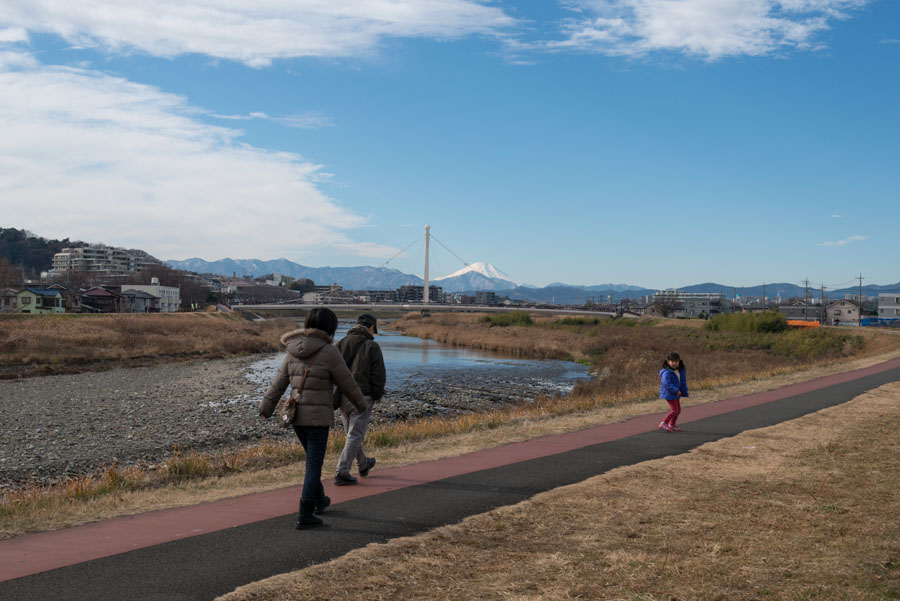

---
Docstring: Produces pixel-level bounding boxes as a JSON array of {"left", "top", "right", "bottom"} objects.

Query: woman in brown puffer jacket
[{"left": 259, "top": 308, "right": 366, "bottom": 528}]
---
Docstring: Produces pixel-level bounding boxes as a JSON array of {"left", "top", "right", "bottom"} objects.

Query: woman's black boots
[
  {"left": 315, "top": 495, "right": 331, "bottom": 515},
  {"left": 296, "top": 499, "right": 323, "bottom": 529}
]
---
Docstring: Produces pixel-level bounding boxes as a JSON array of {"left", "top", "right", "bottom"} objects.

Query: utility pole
[
  {"left": 423, "top": 225, "right": 430, "bottom": 305},
  {"left": 857, "top": 272, "right": 864, "bottom": 309},
  {"left": 821, "top": 284, "right": 825, "bottom": 322},
  {"left": 803, "top": 279, "right": 810, "bottom": 321},
  {"left": 762, "top": 282, "right": 766, "bottom": 307}
]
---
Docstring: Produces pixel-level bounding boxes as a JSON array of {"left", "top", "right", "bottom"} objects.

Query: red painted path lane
[{"left": 3, "top": 356, "right": 899, "bottom": 583}]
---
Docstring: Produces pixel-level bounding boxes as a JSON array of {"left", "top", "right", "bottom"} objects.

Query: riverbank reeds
[
  {"left": 392, "top": 312, "right": 876, "bottom": 402},
  {"left": 0, "top": 313, "right": 294, "bottom": 378}
]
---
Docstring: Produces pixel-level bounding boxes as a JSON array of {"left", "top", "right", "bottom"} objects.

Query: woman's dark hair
[
  {"left": 663, "top": 352, "right": 684, "bottom": 370},
  {"left": 305, "top": 307, "right": 338, "bottom": 337}
]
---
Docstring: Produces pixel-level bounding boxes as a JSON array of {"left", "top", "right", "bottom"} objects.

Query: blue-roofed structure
[{"left": 16, "top": 288, "right": 65, "bottom": 314}]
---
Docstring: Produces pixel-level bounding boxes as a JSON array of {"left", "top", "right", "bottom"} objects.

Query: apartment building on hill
[{"left": 50, "top": 245, "right": 156, "bottom": 279}]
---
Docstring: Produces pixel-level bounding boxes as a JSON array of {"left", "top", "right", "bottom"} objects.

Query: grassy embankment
[
  {"left": 218, "top": 381, "right": 900, "bottom": 601},
  {"left": 0, "top": 312, "right": 294, "bottom": 378},
  {"left": 2, "top": 311, "right": 899, "bottom": 538}
]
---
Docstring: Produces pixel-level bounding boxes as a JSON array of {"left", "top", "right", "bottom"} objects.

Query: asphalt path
[{"left": 3, "top": 362, "right": 899, "bottom": 601}]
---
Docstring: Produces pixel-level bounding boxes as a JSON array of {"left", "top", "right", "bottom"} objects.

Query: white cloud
[
  {"left": 550, "top": 0, "right": 868, "bottom": 60},
  {"left": 210, "top": 111, "right": 334, "bottom": 129},
  {"left": 0, "top": 53, "right": 399, "bottom": 261},
  {"left": 333, "top": 241, "right": 405, "bottom": 259},
  {"left": 0, "top": 1, "right": 516, "bottom": 66},
  {"left": 831, "top": 213, "right": 842, "bottom": 218},
  {"left": 819, "top": 235, "right": 867, "bottom": 247},
  {"left": 0, "top": 27, "right": 28, "bottom": 43}
]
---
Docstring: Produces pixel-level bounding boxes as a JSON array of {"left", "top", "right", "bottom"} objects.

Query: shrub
[
  {"left": 478, "top": 311, "right": 534, "bottom": 327},
  {"left": 551, "top": 317, "right": 647, "bottom": 329},
  {"left": 555, "top": 317, "right": 604, "bottom": 327},
  {"left": 705, "top": 311, "right": 788, "bottom": 333},
  {"left": 773, "top": 329, "right": 864, "bottom": 361}
]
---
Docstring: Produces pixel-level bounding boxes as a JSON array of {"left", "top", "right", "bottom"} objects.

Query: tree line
[{"left": 0, "top": 227, "right": 87, "bottom": 279}]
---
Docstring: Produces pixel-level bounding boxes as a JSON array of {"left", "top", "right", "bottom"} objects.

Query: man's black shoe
[
  {"left": 334, "top": 472, "right": 358, "bottom": 486},
  {"left": 359, "top": 457, "right": 376, "bottom": 477}
]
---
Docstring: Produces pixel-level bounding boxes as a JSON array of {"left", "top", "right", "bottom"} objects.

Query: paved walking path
[{"left": 3, "top": 357, "right": 900, "bottom": 601}]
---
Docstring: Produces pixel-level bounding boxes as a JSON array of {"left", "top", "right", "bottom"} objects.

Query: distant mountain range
[
  {"left": 166, "top": 256, "right": 900, "bottom": 302},
  {"left": 167, "top": 257, "right": 422, "bottom": 290},
  {"left": 166, "top": 257, "right": 525, "bottom": 293}
]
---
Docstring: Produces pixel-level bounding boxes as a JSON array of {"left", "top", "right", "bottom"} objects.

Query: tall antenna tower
[{"left": 423, "top": 225, "right": 430, "bottom": 305}]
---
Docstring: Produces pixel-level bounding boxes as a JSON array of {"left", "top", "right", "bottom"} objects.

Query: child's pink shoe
[
  {"left": 669, "top": 425, "right": 682, "bottom": 432},
  {"left": 658, "top": 422, "right": 672, "bottom": 432}
]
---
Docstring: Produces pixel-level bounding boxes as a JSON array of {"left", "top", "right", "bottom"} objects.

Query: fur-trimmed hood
[{"left": 280, "top": 328, "right": 334, "bottom": 360}]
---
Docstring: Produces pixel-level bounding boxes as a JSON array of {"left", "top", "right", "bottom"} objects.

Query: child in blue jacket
[{"left": 659, "top": 352, "right": 688, "bottom": 432}]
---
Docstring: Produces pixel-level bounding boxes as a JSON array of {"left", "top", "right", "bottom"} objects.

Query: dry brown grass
[
  {"left": 217, "top": 382, "right": 900, "bottom": 601},
  {"left": 0, "top": 313, "right": 294, "bottom": 377}
]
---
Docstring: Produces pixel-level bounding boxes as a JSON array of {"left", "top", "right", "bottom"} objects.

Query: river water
[{"left": 246, "top": 323, "right": 590, "bottom": 421}]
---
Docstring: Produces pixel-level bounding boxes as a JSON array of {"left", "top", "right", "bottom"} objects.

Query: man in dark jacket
[{"left": 333, "top": 313, "right": 386, "bottom": 485}]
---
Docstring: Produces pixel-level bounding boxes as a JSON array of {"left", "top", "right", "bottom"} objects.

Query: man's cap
[{"left": 358, "top": 313, "right": 378, "bottom": 333}]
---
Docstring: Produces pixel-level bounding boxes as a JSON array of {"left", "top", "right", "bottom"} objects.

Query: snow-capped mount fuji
[{"left": 432, "top": 261, "right": 521, "bottom": 292}]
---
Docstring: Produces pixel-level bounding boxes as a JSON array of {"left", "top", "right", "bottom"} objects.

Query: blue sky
[{"left": 1, "top": 1, "right": 897, "bottom": 290}]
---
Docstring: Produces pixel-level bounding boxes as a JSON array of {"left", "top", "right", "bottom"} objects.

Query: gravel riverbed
[{"left": 1, "top": 353, "right": 586, "bottom": 488}]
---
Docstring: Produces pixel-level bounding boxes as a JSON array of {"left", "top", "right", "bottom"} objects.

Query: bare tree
[
  {"left": 651, "top": 297, "right": 683, "bottom": 318},
  {"left": 0, "top": 258, "right": 24, "bottom": 288}
]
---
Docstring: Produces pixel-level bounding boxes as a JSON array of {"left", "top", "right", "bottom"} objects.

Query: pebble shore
[{"left": 1, "top": 354, "right": 582, "bottom": 488}]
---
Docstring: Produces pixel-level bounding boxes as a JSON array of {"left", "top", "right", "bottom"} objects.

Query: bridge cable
[{"left": 429, "top": 233, "right": 469, "bottom": 269}]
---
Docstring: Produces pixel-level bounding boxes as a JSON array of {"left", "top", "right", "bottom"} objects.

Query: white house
[
  {"left": 125, "top": 278, "right": 180, "bottom": 312},
  {"left": 877, "top": 293, "right": 900, "bottom": 320}
]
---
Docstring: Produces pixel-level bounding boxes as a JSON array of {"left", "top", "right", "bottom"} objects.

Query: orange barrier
[{"left": 787, "top": 320, "right": 820, "bottom": 328}]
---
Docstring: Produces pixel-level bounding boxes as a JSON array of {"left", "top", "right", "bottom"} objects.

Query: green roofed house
[{"left": 16, "top": 288, "right": 65, "bottom": 314}]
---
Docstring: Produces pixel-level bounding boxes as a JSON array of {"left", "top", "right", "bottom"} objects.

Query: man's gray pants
[{"left": 336, "top": 395, "right": 373, "bottom": 475}]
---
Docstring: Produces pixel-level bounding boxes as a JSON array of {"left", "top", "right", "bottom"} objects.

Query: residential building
[
  {"left": 353, "top": 290, "right": 396, "bottom": 303},
  {"left": 777, "top": 302, "right": 825, "bottom": 323},
  {"left": 120, "top": 289, "right": 159, "bottom": 313},
  {"left": 475, "top": 291, "right": 499, "bottom": 305},
  {"left": 826, "top": 300, "right": 860, "bottom": 326},
  {"left": 396, "top": 285, "right": 444, "bottom": 304},
  {"left": 877, "top": 293, "right": 900, "bottom": 320},
  {"left": 223, "top": 279, "right": 256, "bottom": 294},
  {"left": 1, "top": 288, "right": 18, "bottom": 312},
  {"left": 81, "top": 287, "right": 125, "bottom": 313},
  {"left": 126, "top": 278, "right": 181, "bottom": 312},
  {"left": 651, "top": 290, "right": 731, "bottom": 318},
  {"left": 47, "top": 283, "right": 82, "bottom": 313},
  {"left": 50, "top": 245, "right": 156, "bottom": 279},
  {"left": 16, "top": 288, "right": 65, "bottom": 314}
]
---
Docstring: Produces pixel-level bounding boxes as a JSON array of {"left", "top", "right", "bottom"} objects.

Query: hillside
[{"left": 0, "top": 228, "right": 88, "bottom": 276}]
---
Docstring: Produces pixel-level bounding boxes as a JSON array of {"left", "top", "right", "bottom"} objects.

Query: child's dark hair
[
  {"left": 663, "top": 352, "right": 685, "bottom": 370},
  {"left": 305, "top": 307, "right": 338, "bottom": 337}
]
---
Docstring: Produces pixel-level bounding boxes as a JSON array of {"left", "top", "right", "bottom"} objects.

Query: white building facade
[
  {"left": 877, "top": 293, "right": 900, "bottom": 319},
  {"left": 652, "top": 290, "right": 731, "bottom": 318},
  {"left": 126, "top": 278, "right": 180, "bottom": 312},
  {"left": 50, "top": 245, "right": 155, "bottom": 278}
]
